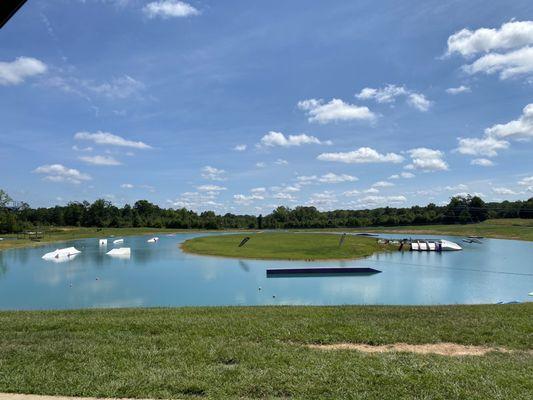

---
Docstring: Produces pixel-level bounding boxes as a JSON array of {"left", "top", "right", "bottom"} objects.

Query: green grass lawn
[
  {"left": 0, "top": 305, "right": 531, "bottom": 399},
  {"left": 181, "top": 232, "right": 393, "bottom": 260}
]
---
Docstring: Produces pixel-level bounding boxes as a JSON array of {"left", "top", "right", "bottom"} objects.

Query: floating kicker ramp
[{"left": 266, "top": 267, "right": 381, "bottom": 277}]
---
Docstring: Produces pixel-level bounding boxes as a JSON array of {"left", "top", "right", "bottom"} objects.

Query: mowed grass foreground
[
  {"left": 181, "top": 232, "right": 392, "bottom": 260},
  {"left": 0, "top": 305, "right": 531, "bottom": 399}
]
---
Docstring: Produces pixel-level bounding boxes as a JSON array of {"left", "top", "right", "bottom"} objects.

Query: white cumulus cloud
[
  {"left": 296, "top": 173, "right": 358, "bottom": 184},
  {"left": 79, "top": 155, "right": 122, "bottom": 166},
  {"left": 485, "top": 103, "right": 533, "bottom": 140},
  {"left": 446, "top": 85, "right": 471, "bottom": 95},
  {"left": 233, "top": 193, "right": 264, "bottom": 205},
  {"left": 143, "top": 1, "right": 199, "bottom": 19},
  {"left": 33, "top": 164, "right": 91, "bottom": 184},
  {"left": 297, "top": 98, "right": 375, "bottom": 123},
  {"left": 407, "top": 93, "right": 432, "bottom": 111},
  {"left": 518, "top": 176, "right": 533, "bottom": 186},
  {"left": 260, "top": 131, "right": 331, "bottom": 147},
  {"left": 463, "top": 46, "right": 533, "bottom": 80},
  {"left": 233, "top": 144, "right": 247, "bottom": 151},
  {"left": 201, "top": 166, "right": 226, "bottom": 181},
  {"left": 372, "top": 181, "right": 394, "bottom": 188},
  {"left": 317, "top": 147, "right": 404, "bottom": 164},
  {"left": 343, "top": 189, "right": 360, "bottom": 197},
  {"left": 388, "top": 172, "right": 415, "bottom": 179},
  {"left": 405, "top": 148, "right": 448, "bottom": 171},
  {"left": 446, "top": 21, "right": 533, "bottom": 81},
  {"left": 446, "top": 20, "right": 533, "bottom": 57},
  {"left": 0, "top": 57, "right": 47, "bottom": 86},
  {"left": 492, "top": 187, "right": 517, "bottom": 195},
  {"left": 319, "top": 173, "right": 357, "bottom": 183},
  {"left": 89, "top": 75, "right": 145, "bottom": 99},
  {"left": 356, "top": 84, "right": 431, "bottom": 111},
  {"left": 74, "top": 131, "right": 152, "bottom": 149},
  {"left": 196, "top": 184, "right": 227, "bottom": 192},
  {"left": 471, "top": 158, "right": 494, "bottom": 167},
  {"left": 456, "top": 103, "right": 533, "bottom": 160},
  {"left": 357, "top": 195, "right": 407, "bottom": 207},
  {"left": 456, "top": 136, "right": 509, "bottom": 157}
]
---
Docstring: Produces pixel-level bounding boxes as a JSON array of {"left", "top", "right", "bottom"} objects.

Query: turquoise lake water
[{"left": 0, "top": 233, "right": 532, "bottom": 310}]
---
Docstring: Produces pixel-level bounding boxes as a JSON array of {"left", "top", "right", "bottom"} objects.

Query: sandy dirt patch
[
  {"left": 0, "top": 395, "right": 153, "bottom": 400},
  {"left": 307, "top": 342, "right": 511, "bottom": 356}
]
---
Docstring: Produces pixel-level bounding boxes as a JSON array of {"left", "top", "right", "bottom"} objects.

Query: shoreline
[{"left": 1, "top": 219, "right": 531, "bottom": 254}]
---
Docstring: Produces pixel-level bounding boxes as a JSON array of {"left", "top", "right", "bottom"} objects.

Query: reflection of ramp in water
[{"left": 267, "top": 267, "right": 381, "bottom": 278}]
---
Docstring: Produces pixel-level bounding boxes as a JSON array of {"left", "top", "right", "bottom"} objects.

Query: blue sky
[{"left": 1, "top": 0, "right": 532, "bottom": 214}]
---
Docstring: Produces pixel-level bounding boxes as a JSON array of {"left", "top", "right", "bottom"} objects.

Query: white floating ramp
[
  {"left": 42, "top": 247, "right": 81, "bottom": 260},
  {"left": 106, "top": 247, "right": 131, "bottom": 258},
  {"left": 440, "top": 239, "right": 462, "bottom": 251},
  {"left": 99, "top": 238, "right": 107, "bottom": 246},
  {"left": 113, "top": 238, "right": 124, "bottom": 245},
  {"left": 407, "top": 239, "right": 462, "bottom": 252},
  {"left": 147, "top": 237, "right": 159, "bottom": 243}
]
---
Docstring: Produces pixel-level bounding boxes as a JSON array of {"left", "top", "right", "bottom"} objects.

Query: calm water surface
[{"left": 0, "top": 233, "right": 532, "bottom": 310}]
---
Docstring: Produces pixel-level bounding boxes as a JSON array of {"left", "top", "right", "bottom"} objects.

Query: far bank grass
[
  {"left": 181, "top": 232, "right": 392, "bottom": 260},
  {"left": 0, "top": 227, "right": 210, "bottom": 252},
  {"left": 339, "top": 218, "right": 533, "bottom": 241},
  {"left": 0, "top": 304, "right": 531, "bottom": 399}
]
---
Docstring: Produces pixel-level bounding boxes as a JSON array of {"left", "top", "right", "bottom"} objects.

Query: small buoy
[
  {"left": 96, "top": 277, "right": 99, "bottom": 281},
  {"left": 272, "top": 295, "right": 276, "bottom": 299},
  {"left": 258, "top": 286, "right": 262, "bottom": 291}
]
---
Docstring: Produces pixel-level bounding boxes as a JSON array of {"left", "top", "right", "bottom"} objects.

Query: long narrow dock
[{"left": 266, "top": 267, "right": 381, "bottom": 277}]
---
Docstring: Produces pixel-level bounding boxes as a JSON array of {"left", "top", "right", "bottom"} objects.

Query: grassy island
[{"left": 181, "top": 232, "right": 394, "bottom": 260}]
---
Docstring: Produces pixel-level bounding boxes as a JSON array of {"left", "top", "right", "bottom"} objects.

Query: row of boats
[{"left": 41, "top": 236, "right": 160, "bottom": 261}]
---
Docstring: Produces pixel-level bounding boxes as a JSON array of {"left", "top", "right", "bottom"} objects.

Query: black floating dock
[{"left": 266, "top": 267, "right": 381, "bottom": 278}]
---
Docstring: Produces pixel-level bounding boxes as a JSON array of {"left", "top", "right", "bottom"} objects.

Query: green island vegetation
[
  {"left": 181, "top": 232, "right": 394, "bottom": 260},
  {"left": 0, "top": 304, "right": 531, "bottom": 399}
]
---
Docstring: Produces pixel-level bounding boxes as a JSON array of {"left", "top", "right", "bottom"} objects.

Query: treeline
[{"left": 0, "top": 189, "right": 532, "bottom": 233}]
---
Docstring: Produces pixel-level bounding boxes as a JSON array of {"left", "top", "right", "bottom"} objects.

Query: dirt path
[{"left": 307, "top": 342, "right": 512, "bottom": 356}]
